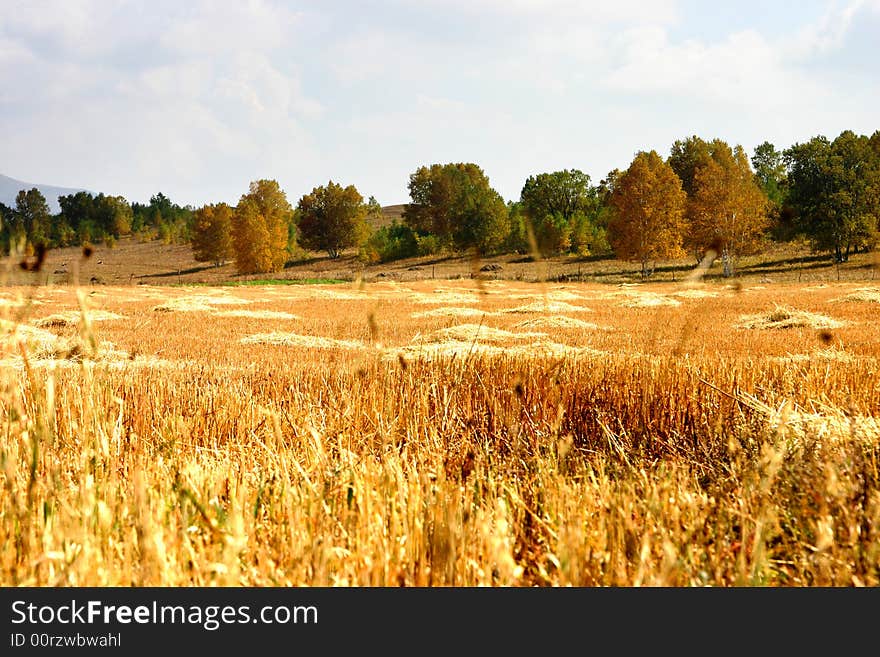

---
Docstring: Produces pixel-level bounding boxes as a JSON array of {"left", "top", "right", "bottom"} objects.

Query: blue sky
[{"left": 1, "top": 0, "right": 878, "bottom": 208}]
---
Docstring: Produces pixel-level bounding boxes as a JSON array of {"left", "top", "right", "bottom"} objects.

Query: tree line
[{"left": 1, "top": 128, "right": 877, "bottom": 277}]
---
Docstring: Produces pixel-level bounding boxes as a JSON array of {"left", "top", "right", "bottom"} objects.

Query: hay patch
[
  {"left": 427, "top": 323, "right": 547, "bottom": 344},
  {"left": 153, "top": 295, "right": 252, "bottom": 312},
  {"left": 741, "top": 394, "right": 880, "bottom": 449},
  {"left": 830, "top": 287, "right": 880, "bottom": 304},
  {"left": 213, "top": 309, "right": 300, "bottom": 320},
  {"left": 411, "top": 307, "right": 495, "bottom": 319},
  {"left": 514, "top": 316, "right": 603, "bottom": 331},
  {"left": 410, "top": 292, "right": 483, "bottom": 305},
  {"left": 500, "top": 301, "right": 593, "bottom": 314},
  {"left": 773, "top": 348, "right": 860, "bottom": 364},
  {"left": 390, "top": 339, "right": 604, "bottom": 362},
  {"left": 307, "top": 289, "right": 378, "bottom": 301},
  {"left": 240, "top": 332, "right": 364, "bottom": 349},
  {"left": 737, "top": 306, "right": 844, "bottom": 330},
  {"left": 618, "top": 293, "right": 681, "bottom": 307},
  {"left": 34, "top": 310, "right": 125, "bottom": 328},
  {"left": 0, "top": 320, "right": 66, "bottom": 359},
  {"left": 391, "top": 341, "right": 505, "bottom": 361},
  {"left": 671, "top": 289, "right": 719, "bottom": 299}
]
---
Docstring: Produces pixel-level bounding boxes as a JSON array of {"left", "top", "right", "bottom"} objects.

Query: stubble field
[{"left": 0, "top": 274, "right": 878, "bottom": 586}]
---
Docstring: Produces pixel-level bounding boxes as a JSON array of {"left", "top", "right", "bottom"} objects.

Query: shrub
[{"left": 359, "top": 222, "right": 419, "bottom": 263}]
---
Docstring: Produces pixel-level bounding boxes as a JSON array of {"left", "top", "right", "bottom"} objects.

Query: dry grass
[{"left": 1, "top": 277, "right": 878, "bottom": 588}]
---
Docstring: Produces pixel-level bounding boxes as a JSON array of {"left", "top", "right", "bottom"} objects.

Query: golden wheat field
[{"left": 0, "top": 275, "right": 878, "bottom": 586}]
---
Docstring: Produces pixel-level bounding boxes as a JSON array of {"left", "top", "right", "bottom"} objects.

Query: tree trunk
[{"left": 721, "top": 248, "right": 733, "bottom": 278}]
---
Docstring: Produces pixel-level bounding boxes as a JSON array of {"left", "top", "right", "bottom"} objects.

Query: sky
[{"left": 1, "top": 0, "right": 878, "bottom": 208}]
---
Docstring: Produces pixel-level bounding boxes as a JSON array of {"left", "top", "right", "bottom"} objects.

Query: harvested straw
[
  {"left": 514, "top": 316, "right": 603, "bottom": 331},
  {"left": 500, "top": 301, "right": 593, "bottom": 314},
  {"left": 240, "top": 332, "right": 364, "bottom": 349},
  {"left": 427, "top": 323, "right": 547, "bottom": 344},
  {"left": 212, "top": 310, "right": 300, "bottom": 320},
  {"left": 411, "top": 307, "right": 494, "bottom": 319},
  {"left": 35, "top": 310, "right": 125, "bottom": 328},
  {"left": 737, "top": 306, "right": 844, "bottom": 330},
  {"left": 830, "top": 288, "right": 880, "bottom": 304}
]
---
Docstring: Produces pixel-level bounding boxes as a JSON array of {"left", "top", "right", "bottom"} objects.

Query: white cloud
[
  {"left": 410, "top": 0, "right": 679, "bottom": 24},
  {"left": 784, "top": 0, "right": 866, "bottom": 58}
]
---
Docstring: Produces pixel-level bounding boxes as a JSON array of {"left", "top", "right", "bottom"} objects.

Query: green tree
[
  {"left": 520, "top": 169, "right": 598, "bottom": 221},
  {"left": 752, "top": 141, "right": 796, "bottom": 241},
  {"left": 403, "top": 162, "right": 509, "bottom": 254},
  {"left": 608, "top": 150, "right": 688, "bottom": 278},
  {"left": 95, "top": 194, "right": 133, "bottom": 239},
  {"left": 296, "top": 181, "right": 370, "bottom": 258},
  {"left": 15, "top": 188, "right": 52, "bottom": 253},
  {"left": 751, "top": 142, "right": 786, "bottom": 207},
  {"left": 132, "top": 192, "right": 193, "bottom": 243},
  {"left": 668, "top": 136, "right": 718, "bottom": 196},
  {"left": 784, "top": 131, "right": 880, "bottom": 261},
  {"left": 689, "top": 144, "right": 770, "bottom": 276},
  {"left": 191, "top": 203, "right": 234, "bottom": 267},
  {"left": 519, "top": 169, "right": 601, "bottom": 256},
  {"left": 232, "top": 179, "right": 293, "bottom": 274},
  {"left": 0, "top": 202, "right": 15, "bottom": 254}
]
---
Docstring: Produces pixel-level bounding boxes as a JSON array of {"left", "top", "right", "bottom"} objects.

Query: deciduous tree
[
  {"left": 232, "top": 179, "right": 293, "bottom": 274},
  {"left": 191, "top": 203, "right": 234, "bottom": 267},
  {"left": 403, "top": 163, "right": 509, "bottom": 254},
  {"left": 608, "top": 150, "right": 687, "bottom": 278},
  {"left": 518, "top": 169, "right": 601, "bottom": 256},
  {"left": 296, "top": 181, "right": 369, "bottom": 258},
  {"left": 14, "top": 188, "right": 52, "bottom": 253},
  {"left": 784, "top": 131, "right": 880, "bottom": 261},
  {"left": 689, "top": 144, "right": 770, "bottom": 276}
]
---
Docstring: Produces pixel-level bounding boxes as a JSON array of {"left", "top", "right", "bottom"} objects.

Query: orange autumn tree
[
  {"left": 608, "top": 150, "right": 687, "bottom": 278},
  {"left": 689, "top": 144, "right": 769, "bottom": 277},
  {"left": 232, "top": 179, "right": 294, "bottom": 274}
]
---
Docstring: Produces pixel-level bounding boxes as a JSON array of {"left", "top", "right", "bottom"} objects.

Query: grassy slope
[{"left": 2, "top": 229, "right": 877, "bottom": 289}]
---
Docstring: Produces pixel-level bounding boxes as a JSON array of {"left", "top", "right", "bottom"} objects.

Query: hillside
[
  {"left": 1, "top": 234, "right": 876, "bottom": 288},
  {"left": 0, "top": 174, "right": 90, "bottom": 214},
  {"left": 367, "top": 203, "right": 406, "bottom": 231}
]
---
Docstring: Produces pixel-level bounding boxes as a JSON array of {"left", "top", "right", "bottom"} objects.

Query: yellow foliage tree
[
  {"left": 689, "top": 145, "right": 770, "bottom": 276},
  {"left": 232, "top": 180, "right": 293, "bottom": 274},
  {"left": 191, "top": 202, "right": 234, "bottom": 267},
  {"left": 608, "top": 150, "right": 687, "bottom": 277}
]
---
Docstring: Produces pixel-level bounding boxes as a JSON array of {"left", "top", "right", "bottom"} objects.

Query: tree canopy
[
  {"left": 403, "top": 162, "right": 509, "bottom": 254},
  {"left": 784, "top": 130, "right": 880, "bottom": 261},
  {"left": 608, "top": 150, "right": 687, "bottom": 277},
  {"left": 689, "top": 144, "right": 769, "bottom": 276},
  {"left": 518, "top": 169, "right": 602, "bottom": 256},
  {"left": 231, "top": 179, "right": 294, "bottom": 274},
  {"left": 296, "top": 181, "right": 369, "bottom": 258},
  {"left": 191, "top": 202, "right": 234, "bottom": 267}
]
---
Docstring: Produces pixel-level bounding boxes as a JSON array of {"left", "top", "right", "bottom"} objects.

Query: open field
[{"left": 0, "top": 274, "right": 878, "bottom": 586}]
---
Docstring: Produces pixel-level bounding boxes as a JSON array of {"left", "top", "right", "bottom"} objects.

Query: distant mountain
[{"left": 0, "top": 174, "right": 91, "bottom": 214}]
